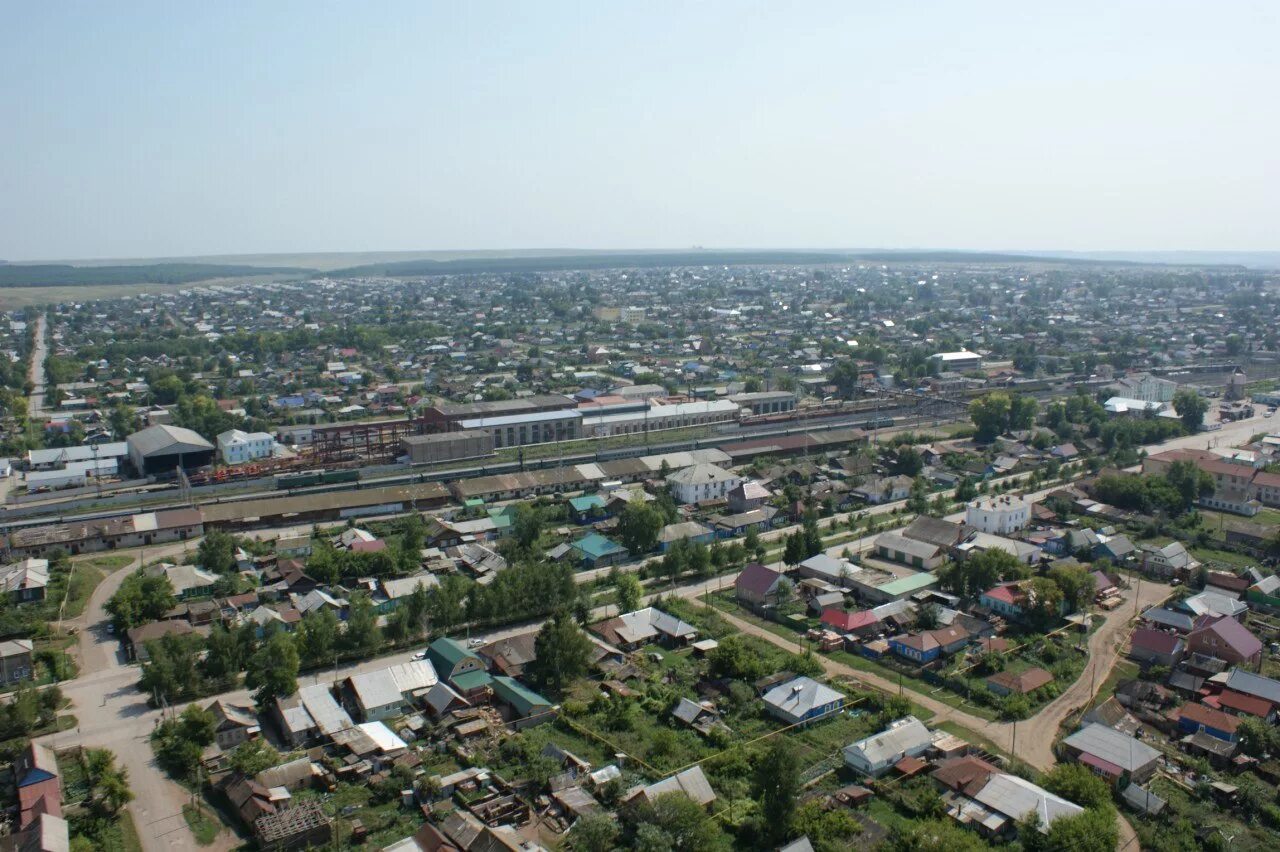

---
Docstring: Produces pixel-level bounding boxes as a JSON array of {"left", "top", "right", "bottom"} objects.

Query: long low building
[
  {"left": 581, "top": 399, "right": 740, "bottom": 438},
  {"left": 202, "top": 481, "right": 450, "bottom": 528},
  {"left": 27, "top": 441, "right": 129, "bottom": 470},
  {"left": 8, "top": 508, "right": 204, "bottom": 558},
  {"left": 458, "top": 409, "right": 583, "bottom": 449},
  {"left": 449, "top": 464, "right": 606, "bottom": 502}
]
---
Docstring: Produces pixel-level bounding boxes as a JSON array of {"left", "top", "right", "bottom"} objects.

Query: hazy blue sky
[{"left": 2, "top": 2, "right": 1276, "bottom": 261}]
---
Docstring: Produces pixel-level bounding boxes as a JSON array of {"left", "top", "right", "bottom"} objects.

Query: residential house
[
  {"left": 1175, "top": 702, "right": 1240, "bottom": 743},
  {"left": 986, "top": 667, "right": 1053, "bottom": 697},
  {"left": 0, "top": 559, "right": 49, "bottom": 603},
  {"left": 1128, "top": 629, "right": 1185, "bottom": 669},
  {"left": 658, "top": 521, "right": 715, "bottom": 552},
  {"left": 570, "top": 533, "right": 628, "bottom": 568},
  {"left": 1061, "top": 724, "right": 1160, "bottom": 784},
  {"left": 145, "top": 562, "right": 217, "bottom": 600},
  {"left": 761, "top": 676, "right": 845, "bottom": 726},
  {"left": 734, "top": 563, "right": 787, "bottom": 612},
  {"left": 965, "top": 497, "right": 1030, "bottom": 535},
  {"left": 344, "top": 661, "right": 438, "bottom": 721},
  {"left": 842, "top": 716, "right": 934, "bottom": 777},
  {"left": 665, "top": 464, "right": 743, "bottom": 505},
  {"left": 1246, "top": 575, "right": 1280, "bottom": 612},
  {"left": 591, "top": 607, "right": 698, "bottom": 651},
  {"left": 491, "top": 676, "right": 552, "bottom": 729},
  {"left": 1186, "top": 616, "right": 1263, "bottom": 668},
  {"left": 426, "top": 638, "right": 492, "bottom": 700},
  {"left": 1138, "top": 541, "right": 1198, "bottom": 579},
  {"left": 852, "top": 475, "right": 913, "bottom": 504},
  {"left": 889, "top": 626, "right": 970, "bottom": 664},
  {"left": 209, "top": 700, "right": 260, "bottom": 750},
  {"left": 0, "top": 639, "right": 34, "bottom": 684},
  {"left": 14, "top": 742, "right": 62, "bottom": 829},
  {"left": 625, "top": 766, "right": 716, "bottom": 808},
  {"left": 874, "top": 532, "right": 945, "bottom": 571}
]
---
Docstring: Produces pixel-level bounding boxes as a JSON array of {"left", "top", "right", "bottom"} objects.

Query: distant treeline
[
  {"left": 328, "top": 249, "right": 1160, "bottom": 278},
  {"left": 0, "top": 263, "right": 315, "bottom": 288}
]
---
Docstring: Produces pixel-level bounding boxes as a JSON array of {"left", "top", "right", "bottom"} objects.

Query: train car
[
  {"left": 320, "top": 469, "right": 361, "bottom": 484},
  {"left": 276, "top": 470, "right": 323, "bottom": 489}
]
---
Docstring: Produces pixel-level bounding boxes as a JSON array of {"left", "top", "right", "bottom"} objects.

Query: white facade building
[
  {"left": 1108, "top": 372, "right": 1176, "bottom": 403},
  {"left": 665, "top": 463, "right": 743, "bottom": 504},
  {"left": 929, "top": 350, "right": 982, "bottom": 372},
  {"left": 965, "top": 496, "right": 1030, "bottom": 535},
  {"left": 216, "top": 429, "right": 276, "bottom": 465}
]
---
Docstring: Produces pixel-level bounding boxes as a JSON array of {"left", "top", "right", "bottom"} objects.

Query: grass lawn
[
  {"left": 1190, "top": 546, "right": 1261, "bottom": 569},
  {"left": 1091, "top": 660, "right": 1139, "bottom": 711},
  {"left": 68, "top": 810, "right": 144, "bottom": 852},
  {"left": 183, "top": 803, "right": 221, "bottom": 845}
]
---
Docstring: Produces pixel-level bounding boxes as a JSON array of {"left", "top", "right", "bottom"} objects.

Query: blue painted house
[{"left": 762, "top": 676, "right": 846, "bottom": 726}]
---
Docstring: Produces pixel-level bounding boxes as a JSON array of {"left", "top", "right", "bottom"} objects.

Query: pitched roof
[
  {"left": 972, "top": 773, "right": 1084, "bottom": 828},
  {"left": 1130, "top": 628, "right": 1183, "bottom": 656},
  {"left": 1178, "top": 701, "right": 1240, "bottom": 734},
  {"left": 986, "top": 667, "right": 1053, "bottom": 694},
  {"left": 762, "top": 676, "right": 844, "bottom": 719},
  {"left": 1225, "top": 669, "right": 1280, "bottom": 705},
  {"left": 1190, "top": 616, "right": 1263, "bottom": 660},
  {"left": 735, "top": 563, "right": 784, "bottom": 597},
  {"left": 822, "top": 608, "right": 877, "bottom": 632},
  {"left": 1063, "top": 724, "right": 1160, "bottom": 772}
]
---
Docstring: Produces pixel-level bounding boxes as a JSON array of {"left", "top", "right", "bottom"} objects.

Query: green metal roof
[
  {"left": 876, "top": 572, "right": 939, "bottom": 598},
  {"left": 450, "top": 669, "right": 494, "bottom": 692},
  {"left": 572, "top": 532, "right": 625, "bottom": 560},
  {"left": 428, "top": 637, "right": 478, "bottom": 673},
  {"left": 569, "top": 494, "right": 607, "bottom": 513},
  {"left": 491, "top": 675, "right": 551, "bottom": 716}
]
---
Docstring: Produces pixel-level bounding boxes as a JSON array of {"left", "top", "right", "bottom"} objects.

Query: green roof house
[
  {"left": 491, "top": 676, "right": 553, "bottom": 728},
  {"left": 427, "top": 637, "right": 490, "bottom": 698},
  {"left": 571, "top": 533, "right": 628, "bottom": 569}
]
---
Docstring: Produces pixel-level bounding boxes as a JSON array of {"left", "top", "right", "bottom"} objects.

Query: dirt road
[{"left": 26, "top": 313, "right": 47, "bottom": 419}]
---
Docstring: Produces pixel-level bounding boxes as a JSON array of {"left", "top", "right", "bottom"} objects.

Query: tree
[
  {"left": 954, "top": 476, "right": 978, "bottom": 502},
  {"left": 970, "top": 392, "right": 1013, "bottom": 443},
  {"left": 617, "top": 500, "right": 663, "bottom": 554},
  {"left": 529, "top": 610, "right": 594, "bottom": 696},
  {"left": 631, "top": 792, "right": 726, "bottom": 852},
  {"left": 296, "top": 608, "right": 339, "bottom": 666},
  {"left": 615, "top": 572, "right": 643, "bottom": 614},
  {"left": 341, "top": 593, "right": 381, "bottom": 655},
  {"left": 1041, "top": 763, "right": 1112, "bottom": 810},
  {"left": 202, "top": 622, "right": 252, "bottom": 684},
  {"left": 229, "top": 738, "right": 281, "bottom": 776},
  {"left": 245, "top": 632, "right": 299, "bottom": 706},
  {"left": 152, "top": 704, "right": 216, "bottom": 780},
  {"left": 570, "top": 812, "right": 620, "bottom": 851},
  {"left": 744, "top": 526, "right": 764, "bottom": 562},
  {"left": 1038, "top": 806, "right": 1118, "bottom": 852},
  {"left": 139, "top": 632, "right": 206, "bottom": 701},
  {"left": 906, "top": 476, "right": 930, "bottom": 515},
  {"left": 1236, "top": 716, "right": 1279, "bottom": 758},
  {"left": 1165, "top": 459, "right": 1214, "bottom": 512},
  {"left": 1025, "top": 576, "right": 1065, "bottom": 629},
  {"left": 755, "top": 739, "right": 802, "bottom": 843},
  {"left": 1172, "top": 389, "right": 1208, "bottom": 433},
  {"left": 197, "top": 528, "right": 237, "bottom": 574},
  {"left": 883, "top": 818, "right": 989, "bottom": 852},
  {"left": 106, "top": 571, "right": 176, "bottom": 630},
  {"left": 512, "top": 502, "right": 544, "bottom": 551},
  {"left": 891, "top": 445, "right": 924, "bottom": 477},
  {"left": 83, "top": 748, "right": 133, "bottom": 817},
  {"left": 1048, "top": 562, "right": 1093, "bottom": 613},
  {"left": 915, "top": 602, "right": 941, "bottom": 630}
]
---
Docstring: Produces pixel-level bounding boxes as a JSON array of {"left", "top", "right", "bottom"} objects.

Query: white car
[
  {"left": 410, "top": 650, "right": 426, "bottom": 661},
  {"left": 468, "top": 638, "right": 485, "bottom": 648}
]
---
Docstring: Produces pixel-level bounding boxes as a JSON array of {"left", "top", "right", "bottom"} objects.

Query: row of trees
[{"left": 1091, "top": 459, "right": 1214, "bottom": 516}]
